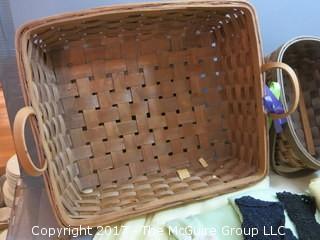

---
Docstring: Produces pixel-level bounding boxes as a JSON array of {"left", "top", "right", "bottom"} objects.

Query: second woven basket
[{"left": 267, "top": 36, "right": 320, "bottom": 176}]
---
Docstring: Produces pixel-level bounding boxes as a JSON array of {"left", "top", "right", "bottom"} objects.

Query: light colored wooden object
[
  {"left": 0, "top": 89, "right": 16, "bottom": 175},
  {"left": 198, "top": 157, "right": 208, "bottom": 168}
]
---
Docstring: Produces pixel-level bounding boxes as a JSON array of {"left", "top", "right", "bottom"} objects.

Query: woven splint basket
[
  {"left": 268, "top": 36, "right": 320, "bottom": 176},
  {"left": 13, "top": 1, "right": 299, "bottom": 227}
]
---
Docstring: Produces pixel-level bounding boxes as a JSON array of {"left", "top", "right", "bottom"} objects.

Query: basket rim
[
  {"left": 16, "top": 0, "right": 252, "bottom": 36},
  {"left": 274, "top": 35, "right": 320, "bottom": 168},
  {"left": 15, "top": 0, "right": 267, "bottom": 227}
]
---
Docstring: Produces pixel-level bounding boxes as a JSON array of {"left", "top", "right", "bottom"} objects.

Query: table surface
[{"left": 6, "top": 170, "right": 320, "bottom": 240}]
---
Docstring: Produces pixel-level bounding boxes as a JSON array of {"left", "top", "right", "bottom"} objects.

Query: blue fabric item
[
  {"left": 235, "top": 196, "right": 297, "bottom": 240},
  {"left": 277, "top": 192, "right": 320, "bottom": 240},
  {"left": 263, "top": 85, "right": 287, "bottom": 133}
]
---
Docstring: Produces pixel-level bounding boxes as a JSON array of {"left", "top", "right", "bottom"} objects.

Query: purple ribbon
[{"left": 263, "top": 85, "right": 287, "bottom": 133}]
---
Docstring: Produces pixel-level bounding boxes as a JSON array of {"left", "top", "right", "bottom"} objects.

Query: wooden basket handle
[
  {"left": 13, "top": 106, "right": 47, "bottom": 176},
  {"left": 262, "top": 62, "right": 300, "bottom": 120}
]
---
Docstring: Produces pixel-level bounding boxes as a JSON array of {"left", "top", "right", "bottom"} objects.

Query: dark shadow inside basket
[
  {"left": 27, "top": 5, "right": 263, "bottom": 219},
  {"left": 282, "top": 40, "right": 320, "bottom": 158}
]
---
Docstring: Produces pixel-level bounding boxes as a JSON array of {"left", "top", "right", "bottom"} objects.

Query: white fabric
[{"left": 309, "top": 177, "right": 320, "bottom": 210}]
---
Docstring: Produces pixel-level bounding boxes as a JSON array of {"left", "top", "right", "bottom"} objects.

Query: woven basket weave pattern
[
  {"left": 16, "top": 1, "right": 267, "bottom": 226},
  {"left": 268, "top": 38, "right": 320, "bottom": 175}
]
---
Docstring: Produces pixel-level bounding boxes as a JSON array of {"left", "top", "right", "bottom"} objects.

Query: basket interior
[
  {"left": 281, "top": 40, "right": 320, "bottom": 158},
  {"left": 24, "top": 4, "right": 264, "bottom": 223}
]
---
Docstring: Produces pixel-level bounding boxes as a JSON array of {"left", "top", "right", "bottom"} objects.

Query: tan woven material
[
  {"left": 267, "top": 36, "right": 320, "bottom": 176},
  {"left": 13, "top": 1, "right": 299, "bottom": 227}
]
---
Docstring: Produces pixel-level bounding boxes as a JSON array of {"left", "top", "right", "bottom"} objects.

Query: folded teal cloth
[{"left": 165, "top": 204, "right": 242, "bottom": 240}]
